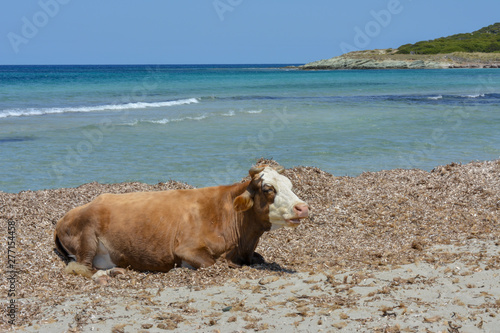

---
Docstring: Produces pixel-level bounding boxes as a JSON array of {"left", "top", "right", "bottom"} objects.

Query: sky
[{"left": 1, "top": 0, "right": 499, "bottom": 65}]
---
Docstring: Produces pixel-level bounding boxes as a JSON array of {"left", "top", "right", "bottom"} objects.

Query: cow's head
[{"left": 234, "top": 165, "right": 309, "bottom": 230}]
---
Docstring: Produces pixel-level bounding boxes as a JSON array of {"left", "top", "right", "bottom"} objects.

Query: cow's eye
[{"left": 263, "top": 186, "right": 275, "bottom": 194}]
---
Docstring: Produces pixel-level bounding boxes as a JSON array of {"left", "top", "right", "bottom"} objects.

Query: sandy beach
[{"left": 1, "top": 159, "right": 499, "bottom": 332}]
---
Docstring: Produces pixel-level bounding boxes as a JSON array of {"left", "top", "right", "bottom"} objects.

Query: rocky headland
[{"left": 298, "top": 49, "right": 500, "bottom": 70}]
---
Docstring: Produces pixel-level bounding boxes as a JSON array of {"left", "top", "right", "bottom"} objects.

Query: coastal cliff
[{"left": 299, "top": 49, "right": 500, "bottom": 70}]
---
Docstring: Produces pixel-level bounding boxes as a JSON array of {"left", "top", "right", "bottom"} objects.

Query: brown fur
[{"left": 54, "top": 170, "right": 289, "bottom": 276}]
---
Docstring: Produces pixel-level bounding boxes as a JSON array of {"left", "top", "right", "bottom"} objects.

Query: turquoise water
[{"left": 1, "top": 65, "right": 499, "bottom": 193}]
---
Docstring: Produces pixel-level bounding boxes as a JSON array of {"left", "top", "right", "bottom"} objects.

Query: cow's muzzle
[{"left": 285, "top": 203, "right": 309, "bottom": 227}]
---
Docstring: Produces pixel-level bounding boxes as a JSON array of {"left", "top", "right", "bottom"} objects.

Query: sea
[{"left": 1, "top": 65, "right": 499, "bottom": 193}]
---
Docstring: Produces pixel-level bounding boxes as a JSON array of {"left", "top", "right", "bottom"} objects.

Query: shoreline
[{"left": 1, "top": 159, "right": 499, "bottom": 332}]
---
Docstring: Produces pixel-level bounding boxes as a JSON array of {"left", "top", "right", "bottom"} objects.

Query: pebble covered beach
[{"left": 1, "top": 159, "right": 499, "bottom": 332}]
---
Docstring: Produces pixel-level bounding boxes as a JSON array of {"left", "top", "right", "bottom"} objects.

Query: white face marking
[{"left": 260, "top": 167, "right": 306, "bottom": 230}]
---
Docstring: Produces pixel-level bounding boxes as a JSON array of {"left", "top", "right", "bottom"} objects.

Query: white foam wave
[
  {"left": 0, "top": 98, "right": 199, "bottom": 118},
  {"left": 141, "top": 114, "right": 208, "bottom": 125},
  {"left": 222, "top": 110, "right": 235, "bottom": 117},
  {"left": 121, "top": 108, "right": 263, "bottom": 127},
  {"left": 428, "top": 95, "right": 443, "bottom": 100},
  {"left": 186, "top": 115, "right": 208, "bottom": 121},
  {"left": 121, "top": 119, "right": 140, "bottom": 126},
  {"left": 171, "top": 115, "right": 208, "bottom": 122},
  {"left": 149, "top": 118, "right": 170, "bottom": 124},
  {"left": 461, "top": 93, "right": 485, "bottom": 98}
]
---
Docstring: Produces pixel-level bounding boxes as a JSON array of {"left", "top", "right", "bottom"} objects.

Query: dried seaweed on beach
[{"left": 1, "top": 159, "right": 499, "bottom": 329}]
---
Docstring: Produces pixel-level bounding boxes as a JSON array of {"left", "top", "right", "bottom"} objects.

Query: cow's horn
[
  {"left": 274, "top": 165, "right": 285, "bottom": 174},
  {"left": 249, "top": 166, "right": 265, "bottom": 178}
]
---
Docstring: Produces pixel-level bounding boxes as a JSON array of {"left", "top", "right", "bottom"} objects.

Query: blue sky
[{"left": 1, "top": 0, "right": 499, "bottom": 65}]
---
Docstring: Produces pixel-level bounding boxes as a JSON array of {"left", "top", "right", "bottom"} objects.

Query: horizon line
[{"left": 0, "top": 62, "right": 306, "bottom": 66}]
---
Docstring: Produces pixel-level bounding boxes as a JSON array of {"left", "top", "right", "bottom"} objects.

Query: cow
[{"left": 54, "top": 165, "right": 309, "bottom": 281}]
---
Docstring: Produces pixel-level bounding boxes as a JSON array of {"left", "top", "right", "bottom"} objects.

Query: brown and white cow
[{"left": 54, "top": 165, "right": 309, "bottom": 280}]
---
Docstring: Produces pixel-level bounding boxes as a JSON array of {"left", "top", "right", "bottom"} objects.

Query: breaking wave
[
  {"left": 427, "top": 95, "right": 443, "bottom": 100},
  {"left": 460, "top": 93, "right": 486, "bottom": 98},
  {"left": 0, "top": 98, "right": 199, "bottom": 118}
]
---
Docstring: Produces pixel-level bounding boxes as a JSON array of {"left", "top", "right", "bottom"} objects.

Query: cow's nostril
[{"left": 294, "top": 203, "right": 309, "bottom": 217}]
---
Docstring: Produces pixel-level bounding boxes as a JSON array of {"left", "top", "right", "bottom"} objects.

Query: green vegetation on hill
[{"left": 397, "top": 23, "right": 500, "bottom": 54}]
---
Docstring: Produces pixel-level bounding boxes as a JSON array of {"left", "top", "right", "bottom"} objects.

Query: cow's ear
[
  {"left": 233, "top": 191, "right": 254, "bottom": 212},
  {"left": 274, "top": 165, "right": 285, "bottom": 174}
]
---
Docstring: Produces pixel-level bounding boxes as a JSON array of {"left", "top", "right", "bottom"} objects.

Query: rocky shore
[
  {"left": 1, "top": 159, "right": 499, "bottom": 332},
  {"left": 298, "top": 50, "right": 500, "bottom": 70},
  {"left": 300, "top": 56, "right": 445, "bottom": 70}
]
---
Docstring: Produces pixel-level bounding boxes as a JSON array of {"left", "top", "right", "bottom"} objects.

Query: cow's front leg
[
  {"left": 176, "top": 246, "right": 216, "bottom": 269},
  {"left": 251, "top": 252, "right": 266, "bottom": 265},
  {"left": 224, "top": 251, "right": 265, "bottom": 267}
]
